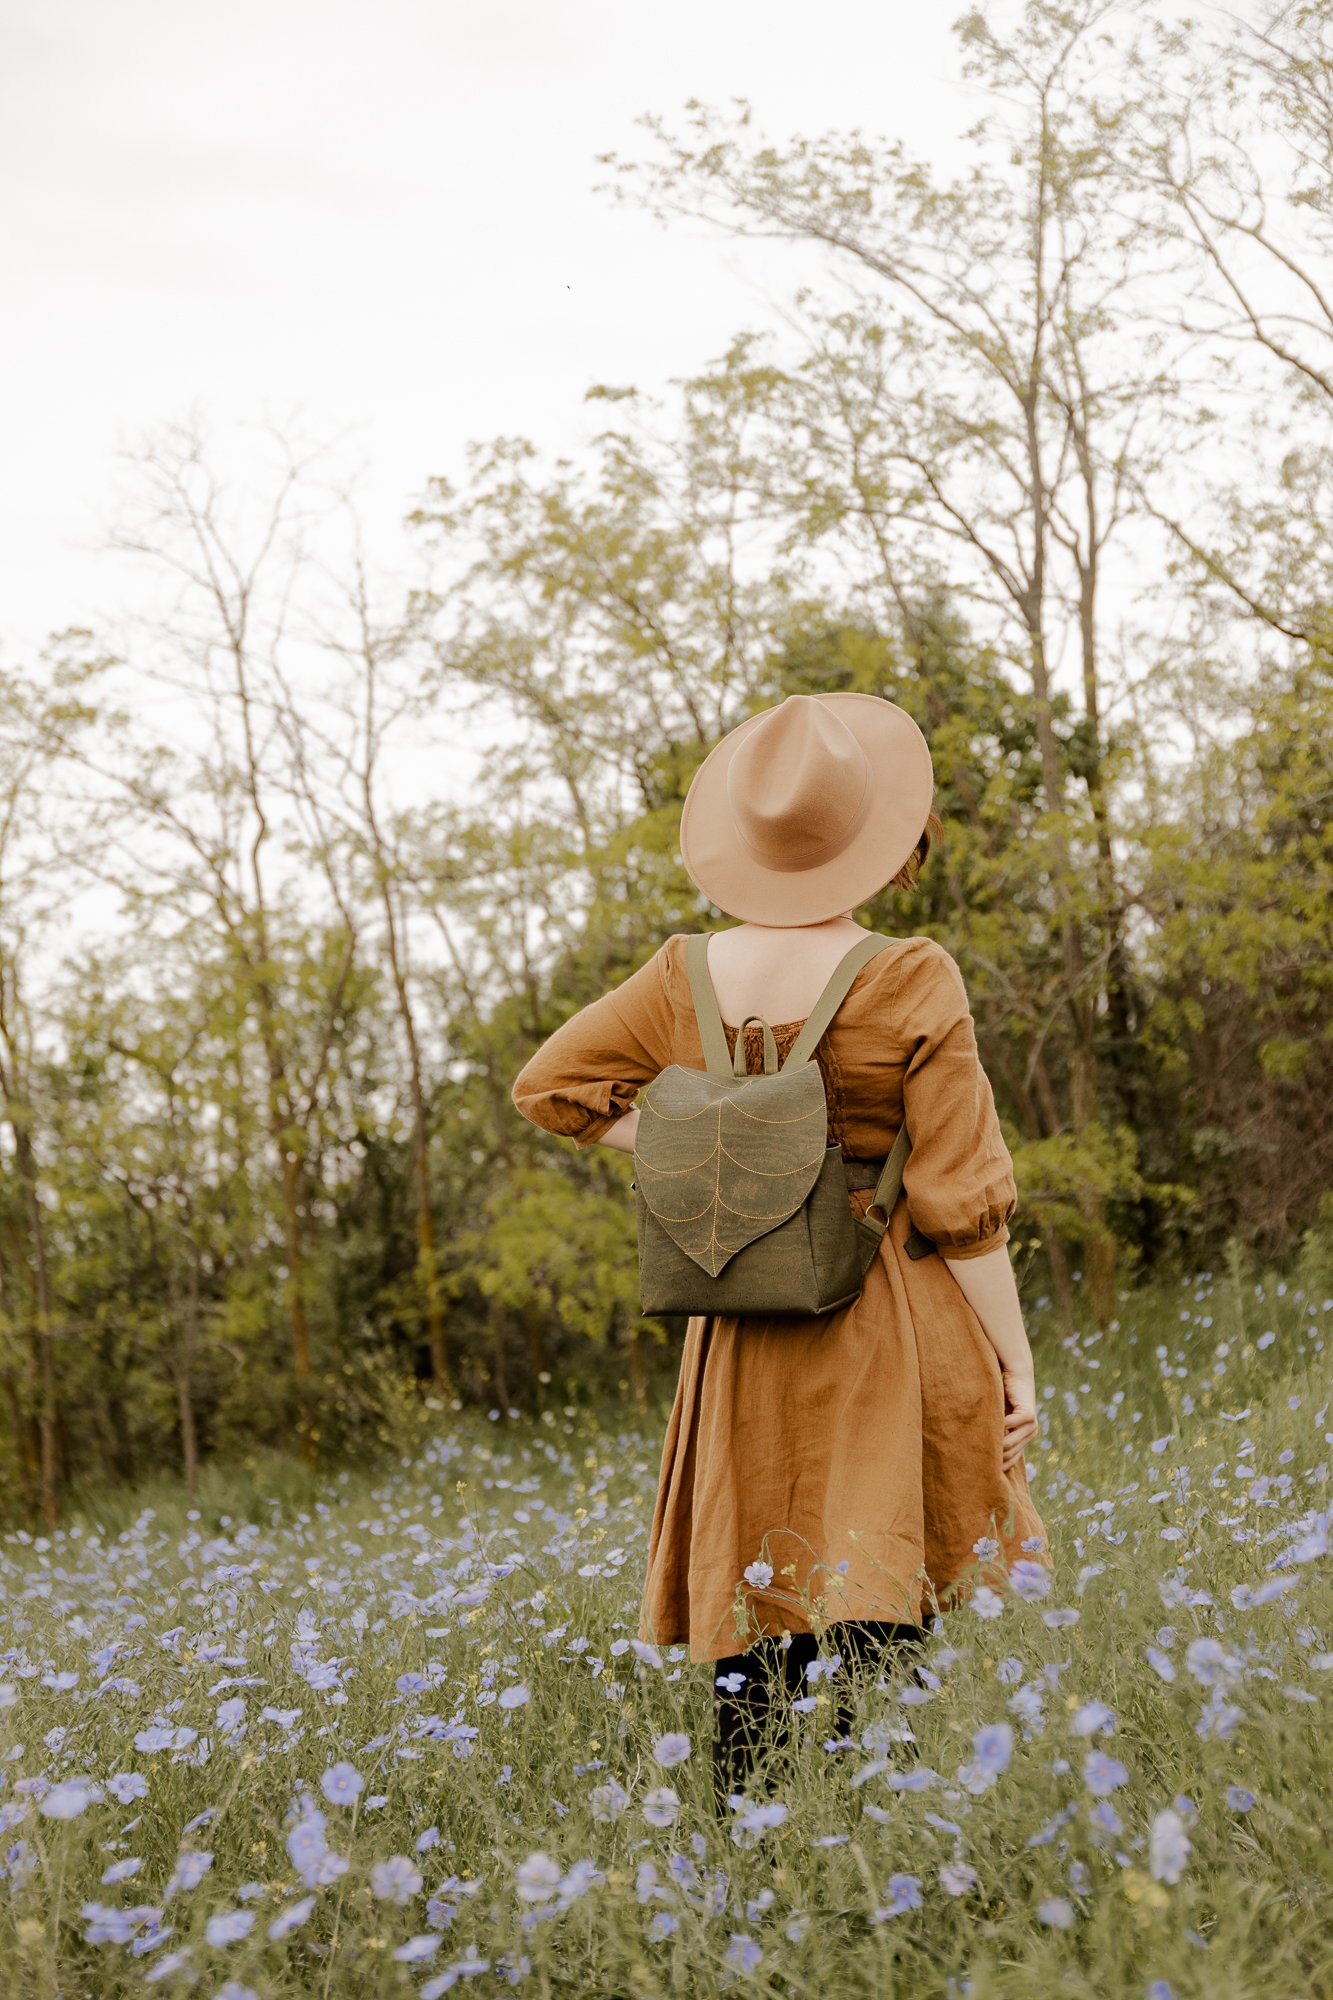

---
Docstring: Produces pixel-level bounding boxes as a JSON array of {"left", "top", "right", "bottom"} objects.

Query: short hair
[{"left": 891, "top": 811, "right": 942, "bottom": 893}]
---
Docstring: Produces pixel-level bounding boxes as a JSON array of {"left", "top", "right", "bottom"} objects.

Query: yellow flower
[{"left": 1121, "top": 1870, "right": 1170, "bottom": 1926}]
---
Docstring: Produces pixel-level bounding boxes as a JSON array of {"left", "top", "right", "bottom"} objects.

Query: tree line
[{"left": 1, "top": 0, "right": 1330, "bottom": 1522}]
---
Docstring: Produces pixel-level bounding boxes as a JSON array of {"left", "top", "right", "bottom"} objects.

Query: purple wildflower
[
  {"left": 267, "top": 1895, "right": 315, "bottom": 1940},
  {"left": 1083, "top": 1751, "right": 1129, "bottom": 1796},
  {"left": 1009, "top": 1560, "right": 1052, "bottom": 1602},
  {"left": 370, "top": 1855, "right": 423, "bottom": 1904},
  {"left": 319, "top": 1762, "right": 364, "bottom": 1806},
  {"left": 204, "top": 1910, "right": 254, "bottom": 1946},
  {"left": 871, "top": 1873, "right": 923, "bottom": 1920},
  {"left": 1071, "top": 1701, "right": 1116, "bottom": 1737},
  {"left": 940, "top": 1861, "right": 979, "bottom": 1895},
  {"left": 393, "top": 1936, "right": 441, "bottom": 1962},
  {"left": 1149, "top": 1809, "right": 1191, "bottom": 1884}
]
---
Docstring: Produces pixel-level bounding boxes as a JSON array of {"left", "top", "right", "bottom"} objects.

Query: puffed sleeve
[
  {"left": 897, "top": 941, "right": 1016, "bottom": 1261},
  {"left": 511, "top": 943, "right": 677, "bottom": 1150}
]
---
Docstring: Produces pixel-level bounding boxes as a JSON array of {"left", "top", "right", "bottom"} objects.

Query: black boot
[
  {"left": 828, "top": 1620, "right": 928, "bottom": 1750},
  {"left": 710, "top": 1634, "right": 816, "bottom": 1814}
]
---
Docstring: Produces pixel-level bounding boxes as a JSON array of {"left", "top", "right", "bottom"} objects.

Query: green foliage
[
  {"left": 3, "top": 0, "right": 1333, "bottom": 1506},
  {"left": 457, "top": 1163, "right": 642, "bottom": 1345},
  {"left": 1139, "top": 650, "right": 1333, "bottom": 1260}
]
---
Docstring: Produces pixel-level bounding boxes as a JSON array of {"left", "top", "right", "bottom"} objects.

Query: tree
[
  {"left": 264, "top": 531, "right": 459, "bottom": 1397},
  {"left": 1140, "top": 644, "right": 1333, "bottom": 1257},
  {"left": 0, "top": 655, "right": 104, "bottom": 1523},
  {"left": 1126, "top": 0, "right": 1333, "bottom": 644},
  {"left": 599, "top": 0, "right": 1189, "bottom": 1317},
  {"left": 102, "top": 423, "right": 362, "bottom": 1459}
]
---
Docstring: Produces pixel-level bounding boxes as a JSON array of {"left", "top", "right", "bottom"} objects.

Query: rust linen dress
[{"left": 511, "top": 931, "right": 1049, "bottom": 1664}]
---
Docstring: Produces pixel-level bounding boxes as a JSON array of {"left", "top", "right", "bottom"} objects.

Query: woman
[{"left": 511, "top": 693, "right": 1047, "bottom": 1806}]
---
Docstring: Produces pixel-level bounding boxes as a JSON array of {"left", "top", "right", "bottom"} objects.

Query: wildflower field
[{"left": 2, "top": 1265, "right": 1331, "bottom": 2000}]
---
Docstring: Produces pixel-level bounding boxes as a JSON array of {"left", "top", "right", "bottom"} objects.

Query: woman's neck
[{"left": 731, "top": 911, "right": 862, "bottom": 936}]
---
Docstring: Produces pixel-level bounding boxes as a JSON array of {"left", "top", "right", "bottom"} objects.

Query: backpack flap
[{"left": 633, "top": 1062, "right": 828, "bottom": 1278}]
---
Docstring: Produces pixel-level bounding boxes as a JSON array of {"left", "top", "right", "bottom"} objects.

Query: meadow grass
[{"left": 1, "top": 1260, "right": 1330, "bottom": 2000}]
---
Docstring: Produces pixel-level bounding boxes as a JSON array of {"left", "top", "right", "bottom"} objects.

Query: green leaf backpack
[{"left": 632, "top": 932, "right": 934, "bottom": 1318}]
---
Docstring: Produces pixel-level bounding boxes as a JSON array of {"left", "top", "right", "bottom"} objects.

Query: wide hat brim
[{"left": 678, "top": 693, "right": 934, "bottom": 927}]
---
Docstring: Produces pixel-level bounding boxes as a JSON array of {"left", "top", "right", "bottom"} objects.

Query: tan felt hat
[{"left": 678, "top": 692, "right": 934, "bottom": 927}]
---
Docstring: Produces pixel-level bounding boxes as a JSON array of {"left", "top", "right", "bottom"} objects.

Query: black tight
[{"left": 710, "top": 1619, "right": 927, "bottom": 1807}]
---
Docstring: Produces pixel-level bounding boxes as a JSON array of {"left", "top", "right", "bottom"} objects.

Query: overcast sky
[{"left": 4, "top": 0, "right": 973, "bottom": 663}]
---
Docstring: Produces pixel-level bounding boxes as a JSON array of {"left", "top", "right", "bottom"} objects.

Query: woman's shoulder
[
  {"left": 886, "top": 932, "right": 966, "bottom": 983},
  {"left": 843, "top": 932, "right": 967, "bottom": 1019},
  {"left": 654, "top": 932, "right": 698, "bottom": 1008},
  {"left": 655, "top": 928, "right": 965, "bottom": 1010},
  {"left": 604, "top": 938, "right": 676, "bottom": 1015},
  {"left": 832, "top": 932, "right": 964, "bottom": 1048}
]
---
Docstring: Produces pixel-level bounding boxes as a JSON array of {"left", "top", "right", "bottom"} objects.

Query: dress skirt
[{"left": 638, "top": 1190, "right": 1048, "bottom": 1663}]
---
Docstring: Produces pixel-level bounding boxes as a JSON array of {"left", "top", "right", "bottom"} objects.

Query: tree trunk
[
  {"left": 1082, "top": 1225, "right": 1118, "bottom": 1330},
  {"left": 490, "top": 1300, "right": 510, "bottom": 1408},
  {"left": 411, "top": 1095, "right": 450, "bottom": 1393},
  {"left": 357, "top": 655, "right": 453, "bottom": 1396},
  {"left": 623, "top": 1315, "right": 646, "bottom": 1412},
  {"left": 277, "top": 1142, "right": 315, "bottom": 1461},
  {"left": 176, "top": 1365, "right": 199, "bottom": 1502},
  {"left": 1072, "top": 526, "right": 1132, "bottom": 1329},
  {"left": 1027, "top": 1051, "right": 1081, "bottom": 1343},
  {"left": 177, "top": 1237, "right": 203, "bottom": 1502},
  {"left": 14, "top": 1128, "right": 59, "bottom": 1528},
  {"left": 1044, "top": 1232, "right": 1079, "bottom": 1343},
  {"left": 1, "top": 1368, "right": 34, "bottom": 1518},
  {"left": 0, "top": 1230, "right": 39, "bottom": 1514},
  {"left": 523, "top": 1304, "right": 548, "bottom": 1409},
  {"left": 386, "top": 889, "right": 452, "bottom": 1396}
]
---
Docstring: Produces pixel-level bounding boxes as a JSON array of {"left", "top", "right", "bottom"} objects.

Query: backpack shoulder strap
[
  {"left": 684, "top": 933, "right": 733, "bottom": 1078},
  {"left": 869, "top": 1119, "right": 912, "bottom": 1222},
  {"left": 782, "top": 934, "right": 896, "bottom": 1071}
]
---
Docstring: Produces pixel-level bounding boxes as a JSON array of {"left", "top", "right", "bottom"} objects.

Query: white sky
[{"left": 3, "top": 0, "right": 971, "bottom": 663}]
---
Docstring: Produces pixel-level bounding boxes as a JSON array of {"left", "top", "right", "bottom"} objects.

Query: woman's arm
[
  {"left": 892, "top": 943, "right": 1039, "bottom": 1475},
  {"left": 592, "top": 1105, "right": 640, "bottom": 1156},
  {"left": 942, "top": 1245, "right": 1039, "bottom": 1472},
  {"left": 511, "top": 950, "right": 673, "bottom": 1148}
]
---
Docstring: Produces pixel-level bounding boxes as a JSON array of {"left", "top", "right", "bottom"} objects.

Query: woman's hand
[
  {"left": 1001, "top": 1366, "right": 1039, "bottom": 1472},
  {"left": 939, "top": 1248, "right": 1040, "bottom": 1473}
]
